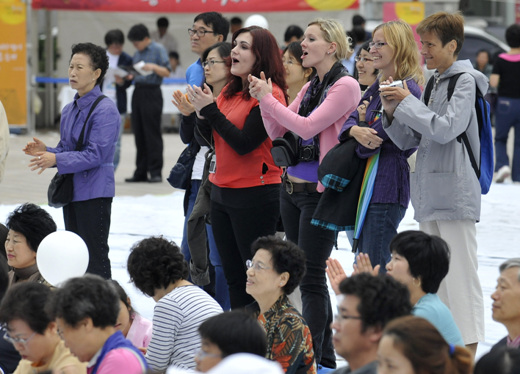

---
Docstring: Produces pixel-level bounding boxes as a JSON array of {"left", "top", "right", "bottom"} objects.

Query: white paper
[{"left": 133, "top": 60, "right": 153, "bottom": 76}]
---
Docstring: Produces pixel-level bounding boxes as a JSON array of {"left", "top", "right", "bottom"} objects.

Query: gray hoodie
[{"left": 383, "top": 60, "right": 489, "bottom": 222}]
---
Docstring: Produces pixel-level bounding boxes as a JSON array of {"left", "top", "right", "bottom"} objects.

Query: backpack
[{"left": 423, "top": 72, "right": 494, "bottom": 194}]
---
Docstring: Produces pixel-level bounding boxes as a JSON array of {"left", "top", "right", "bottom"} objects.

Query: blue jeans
[
  {"left": 280, "top": 188, "right": 336, "bottom": 368},
  {"left": 181, "top": 179, "right": 230, "bottom": 310},
  {"left": 495, "top": 97, "right": 520, "bottom": 181},
  {"left": 357, "top": 203, "right": 406, "bottom": 273}
]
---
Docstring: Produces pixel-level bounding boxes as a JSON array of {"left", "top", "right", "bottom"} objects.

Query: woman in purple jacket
[
  {"left": 338, "top": 20, "right": 423, "bottom": 273},
  {"left": 24, "top": 42, "right": 120, "bottom": 279}
]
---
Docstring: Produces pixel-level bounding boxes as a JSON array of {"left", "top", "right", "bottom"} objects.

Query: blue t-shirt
[
  {"left": 413, "top": 293, "right": 464, "bottom": 346},
  {"left": 186, "top": 59, "right": 204, "bottom": 86}
]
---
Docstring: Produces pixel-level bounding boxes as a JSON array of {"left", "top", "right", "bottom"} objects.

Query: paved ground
[{"left": 0, "top": 131, "right": 185, "bottom": 205}]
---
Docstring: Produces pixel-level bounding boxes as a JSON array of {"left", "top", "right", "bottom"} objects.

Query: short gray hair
[{"left": 499, "top": 258, "right": 520, "bottom": 282}]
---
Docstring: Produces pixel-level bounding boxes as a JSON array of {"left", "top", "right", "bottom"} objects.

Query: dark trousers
[
  {"left": 210, "top": 184, "right": 280, "bottom": 309},
  {"left": 63, "top": 198, "right": 113, "bottom": 279},
  {"left": 280, "top": 188, "right": 336, "bottom": 368},
  {"left": 131, "top": 85, "right": 163, "bottom": 179}
]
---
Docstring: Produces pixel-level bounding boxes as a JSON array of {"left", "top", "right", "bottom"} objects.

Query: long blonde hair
[
  {"left": 308, "top": 18, "right": 351, "bottom": 61},
  {"left": 373, "top": 20, "right": 424, "bottom": 85}
]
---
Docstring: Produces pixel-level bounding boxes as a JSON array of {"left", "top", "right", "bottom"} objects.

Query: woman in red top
[{"left": 188, "top": 26, "right": 287, "bottom": 309}]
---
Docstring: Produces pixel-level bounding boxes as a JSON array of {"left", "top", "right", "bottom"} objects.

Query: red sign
[{"left": 32, "top": 0, "right": 358, "bottom": 12}]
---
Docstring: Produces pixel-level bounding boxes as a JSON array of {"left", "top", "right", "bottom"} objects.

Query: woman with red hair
[{"left": 188, "top": 26, "right": 287, "bottom": 309}]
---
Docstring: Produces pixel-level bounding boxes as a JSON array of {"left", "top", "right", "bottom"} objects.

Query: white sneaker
[{"left": 495, "top": 165, "right": 511, "bottom": 183}]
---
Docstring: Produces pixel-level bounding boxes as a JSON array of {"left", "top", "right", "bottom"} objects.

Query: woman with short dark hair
[
  {"left": 45, "top": 275, "right": 146, "bottom": 374},
  {"left": 127, "top": 236, "right": 222, "bottom": 372},
  {"left": 5, "top": 203, "right": 56, "bottom": 287},
  {"left": 0, "top": 282, "right": 85, "bottom": 374},
  {"left": 385, "top": 230, "right": 464, "bottom": 346},
  {"left": 24, "top": 42, "right": 120, "bottom": 279},
  {"left": 246, "top": 235, "right": 315, "bottom": 374}
]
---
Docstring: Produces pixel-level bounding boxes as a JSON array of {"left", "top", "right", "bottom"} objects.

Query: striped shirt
[{"left": 145, "top": 285, "right": 222, "bottom": 371}]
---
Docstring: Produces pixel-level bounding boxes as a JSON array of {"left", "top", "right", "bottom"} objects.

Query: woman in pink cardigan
[{"left": 249, "top": 18, "right": 360, "bottom": 370}]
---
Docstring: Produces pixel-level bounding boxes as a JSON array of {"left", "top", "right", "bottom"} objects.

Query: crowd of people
[{"left": 1, "top": 8, "right": 520, "bottom": 374}]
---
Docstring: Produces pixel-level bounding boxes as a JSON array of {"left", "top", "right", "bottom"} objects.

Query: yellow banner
[{"left": 0, "top": 0, "right": 26, "bottom": 126}]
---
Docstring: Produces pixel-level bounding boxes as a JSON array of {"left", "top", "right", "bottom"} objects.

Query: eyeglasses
[
  {"left": 194, "top": 348, "right": 222, "bottom": 360},
  {"left": 188, "top": 28, "right": 215, "bottom": 37},
  {"left": 3, "top": 330, "right": 36, "bottom": 346},
  {"left": 354, "top": 56, "right": 374, "bottom": 63},
  {"left": 368, "top": 42, "right": 388, "bottom": 49},
  {"left": 246, "top": 259, "right": 271, "bottom": 271},
  {"left": 202, "top": 60, "right": 226, "bottom": 68}
]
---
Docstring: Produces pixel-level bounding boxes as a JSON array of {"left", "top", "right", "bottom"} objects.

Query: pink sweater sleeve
[
  {"left": 259, "top": 77, "right": 359, "bottom": 140},
  {"left": 97, "top": 348, "right": 145, "bottom": 374}
]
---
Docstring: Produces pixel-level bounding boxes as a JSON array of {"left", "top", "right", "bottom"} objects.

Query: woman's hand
[
  {"left": 349, "top": 125, "right": 383, "bottom": 150},
  {"left": 352, "top": 253, "right": 380, "bottom": 276},
  {"left": 172, "top": 89, "right": 195, "bottom": 116},
  {"left": 23, "top": 137, "right": 46, "bottom": 156},
  {"left": 326, "top": 258, "right": 348, "bottom": 296},
  {"left": 248, "top": 72, "right": 273, "bottom": 102},
  {"left": 357, "top": 97, "right": 371, "bottom": 122},
  {"left": 186, "top": 84, "right": 214, "bottom": 112},
  {"left": 28, "top": 151, "right": 56, "bottom": 175},
  {"left": 380, "top": 77, "right": 410, "bottom": 120}
]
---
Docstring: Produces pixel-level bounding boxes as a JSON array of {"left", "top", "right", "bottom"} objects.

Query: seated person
[
  {"left": 127, "top": 236, "right": 222, "bottom": 372},
  {"left": 46, "top": 275, "right": 148, "bottom": 374},
  {"left": 245, "top": 236, "right": 316, "bottom": 374},
  {"left": 110, "top": 280, "right": 153, "bottom": 351},
  {"left": 490, "top": 258, "right": 520, "bottom": 351},
  {"left": 475, "top": 347, "right": 520, "bottom": 374},
  {"left": 0, "top": 282, "right": 86, "bottom": 374},
  {"left": 194, "top": 311, "right": 267, "bottom": 372},
  {"left": 327, "top": 230, "right": 464, "bottom": 346},
  {"left": 378, "top": 316, "right": 472, "bottom": 374},
  {"left": 331, "top": 273, "right": 412, "bottom": 374},
  {"left": 5, "top": 203, "right": 56, "bottom": 286}
]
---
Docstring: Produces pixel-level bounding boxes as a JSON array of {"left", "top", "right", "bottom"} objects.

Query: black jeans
[
  {"left": 210, "top": 184, "right": 280, "bottom": 309},
  {"left": 63, "top": 197, "right": 112, "bottom": 279},
  {"left": 280, "top": 188, "right": 336, "bottom": 368},
  {"left": 131, "top": 85, "right": 164, "bottom": 179}
]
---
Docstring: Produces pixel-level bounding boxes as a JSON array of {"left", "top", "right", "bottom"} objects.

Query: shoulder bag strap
[{"left": 75, "top": 95, "right": 107, "bottom": 151}]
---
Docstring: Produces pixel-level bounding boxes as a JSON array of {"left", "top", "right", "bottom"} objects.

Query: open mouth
[
  {"left": 232, "top": 58, "right": 239, "bottom": 64},
  {"left": 301, "top": 51, "right": 308, "bottom": 59}
]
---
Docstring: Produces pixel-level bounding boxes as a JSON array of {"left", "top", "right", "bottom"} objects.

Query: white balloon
[
  {"left": 36, "top": 231, "right": 89, "bottom": 287},
  {"left": 244, "top": 14, "right": 269, "bottom": 29}
]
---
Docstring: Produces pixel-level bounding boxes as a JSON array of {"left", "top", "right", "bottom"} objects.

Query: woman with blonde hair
[
  {"left": 249, "top": 18, "right": 361, "bottom": 369},
  {"left": 338, "top": 20, "right": 423, "bottom": 273},
  {"left": 378, "top": 316, "right": 472, "bottom": 374}
]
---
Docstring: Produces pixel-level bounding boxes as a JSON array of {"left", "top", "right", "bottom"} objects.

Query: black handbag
[
  {"left": 270, "top": 131, "right": 300, "bottom": 167},
  {"left": 48, "top": 95, "right": 106, "bottom": 208},
  {"left": 167, "top": 141, "right": 198, "bottom": 189}
]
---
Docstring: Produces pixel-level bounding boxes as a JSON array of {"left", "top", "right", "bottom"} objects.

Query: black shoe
[
  {"left": 125, "top": 176, "right": 147, "bottom": 183},
  {"left": 148, "top": 175, "right": 162, "bottom": 183}
]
